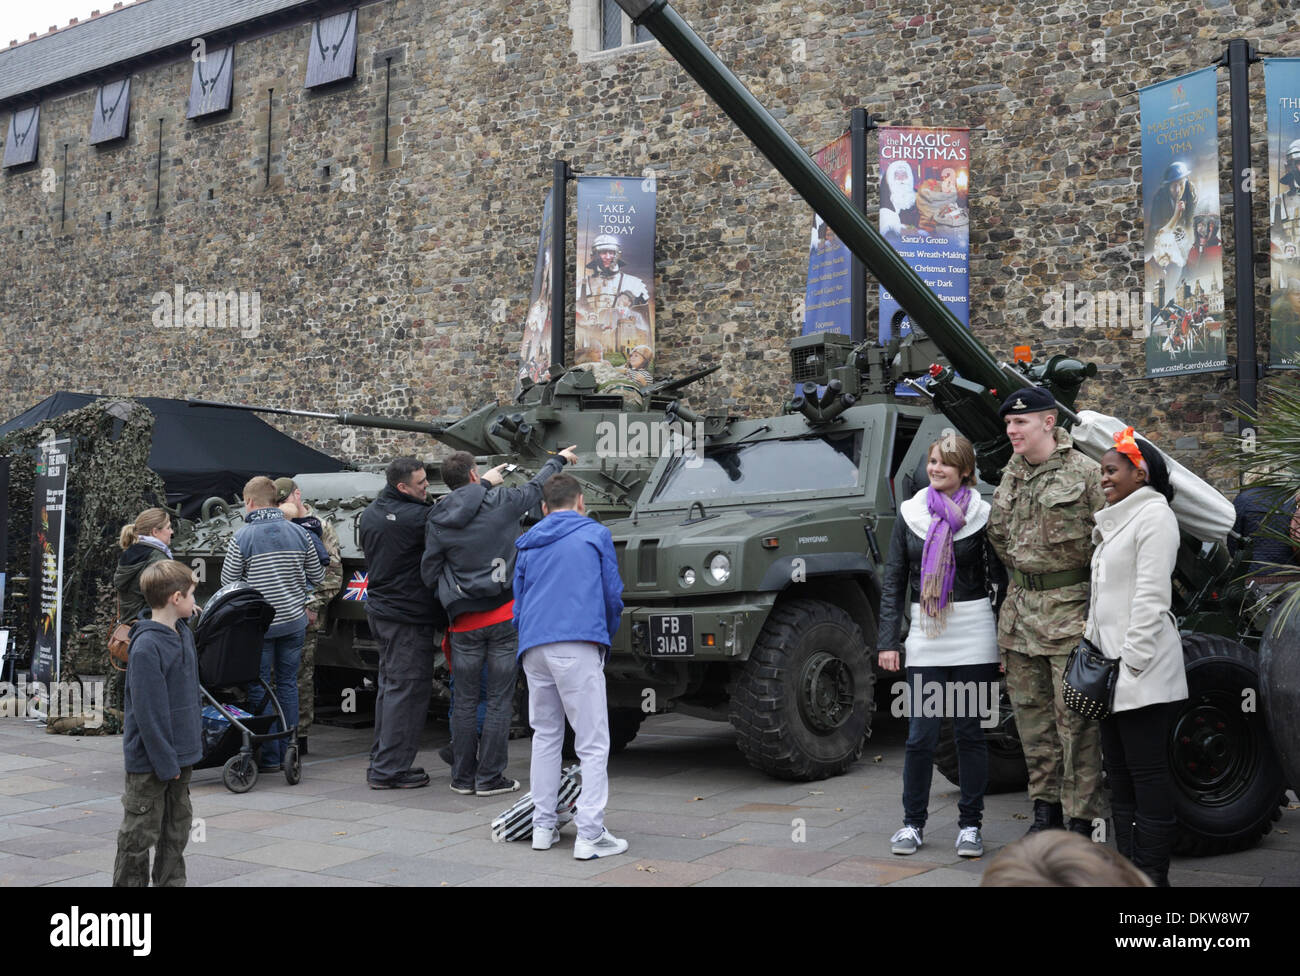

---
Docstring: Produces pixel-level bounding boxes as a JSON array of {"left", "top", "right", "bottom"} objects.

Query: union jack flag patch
[{"left": 343, "top": 571, "right": 368, "bottom": 601}]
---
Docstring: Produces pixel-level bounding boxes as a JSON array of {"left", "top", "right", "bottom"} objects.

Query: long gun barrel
[
  {"left": 615, "top": 0, "right": 1032, "bottom": 414},
  {"left": 188, "top": 399, "right": 449, "bottom": 437}
]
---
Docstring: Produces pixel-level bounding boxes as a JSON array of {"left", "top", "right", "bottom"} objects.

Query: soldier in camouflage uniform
[
  {"left": 275, "top": 478, "right": 343, "bottom": 754},
  {"left": 986, "top": 387, "right": 1108, "bottom": 836}
]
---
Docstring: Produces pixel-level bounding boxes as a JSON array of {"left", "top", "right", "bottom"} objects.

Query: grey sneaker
[
  {"left": 532, "top": 826, "right": 561, "bottom": 851},
  {"left": 573, "top": 829, "right": 629, "bottom": 860},
  {"left": 890, "top": 825, "right": 923, "bottom": 855},
  {"left": 956, "top": 826, "right": 984, "bottom": 858},
  {"left": 476, "top": 777, "right": 521, "bottom": 798}
]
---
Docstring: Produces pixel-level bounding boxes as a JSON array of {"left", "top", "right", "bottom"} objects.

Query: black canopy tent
[{"left": 0, "top": 393, "right": 347, "bottom": 517}]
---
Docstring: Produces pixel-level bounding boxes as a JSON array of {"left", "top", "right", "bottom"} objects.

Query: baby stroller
[{"left": 192, "top": 582, "right": 302, "bottom": 793}]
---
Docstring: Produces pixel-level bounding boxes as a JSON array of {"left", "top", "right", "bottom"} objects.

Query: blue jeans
[
  {"left": 249, "top": 626, "right": 305, "bottom": 769},
  {"left": 450, "top": 620, "right": 518, "bottom": 789},
  {"left": 447, "top": 662, "right": 489, "bottom": 736},
  {"left": 901, "top": 663, "right": 998, "bottom": 830}
]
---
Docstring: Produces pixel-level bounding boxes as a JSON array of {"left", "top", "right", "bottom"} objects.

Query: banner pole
[
  {"left": 551, "top": 159, "right": 570, "bottom": 369},
  {"left": 1224, "top": 38, "right": 1260, "bottom": 420},
  {"left": 850, "top": 108, "right": 869, "bottom": 344}
]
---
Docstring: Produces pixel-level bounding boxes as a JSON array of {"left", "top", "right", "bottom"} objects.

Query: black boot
[
  {"left": 1111, "top": 803, "right": 1136, "bottom": 860},
  {"left": 1133, "top": 815, "right": 1177, "bottom": 887},
  {"left": 1026, "top": 799, "right": 1064, "bottom": 835},
  {"left": 1066, "top": 817, "right": 1095, "bottom": 839}
]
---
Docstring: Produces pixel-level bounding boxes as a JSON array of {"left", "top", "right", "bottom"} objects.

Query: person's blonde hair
[
  {"left": 140, "top": 560, "right": 197, "bottom": 611},
  {"left": 980, "top": 831, "right": 1153, "bottom": 887},
  {"left": 242, "top": 476, "right": 278, "bottom": 508},
  {"left": 119, "top": 508, "right": 170, "bottom": 549},
  {"left": 927, "top": 432, "right": 978, "bottom": 487}
]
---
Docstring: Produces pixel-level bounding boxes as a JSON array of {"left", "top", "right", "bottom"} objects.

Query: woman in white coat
[{"left": 1086, "top": 428, "right": 1187, "bottom": 886}]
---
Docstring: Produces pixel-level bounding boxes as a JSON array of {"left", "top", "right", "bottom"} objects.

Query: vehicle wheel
[
  {"left": 284, "top": 745, "right": 302, "bottom": 786},
  {"left": 729, "top": 598, "right": 874, "bottom": 781},
  {"left": 1169, "top": 633, "right": 1286, "bottom": 856},
  {"left": 609, "top": 708, "right": 646, "bottom": 754},
  {"left": 934, "top": 679, "right": 1028, "bottom": 794},
  {"left": 1261, "top": 611, "right": 1300, "bottom": 799},
  {"left": 222, "top": 753, "right": 257, "bottom": 794}
]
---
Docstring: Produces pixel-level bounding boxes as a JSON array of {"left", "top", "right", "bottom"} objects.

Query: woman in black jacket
[
  {"left": 113, "top": 508, "right": 174, "bottom": 623},
  {"left": 877, "top": 433, "right": 1005, "bottom": 858}
]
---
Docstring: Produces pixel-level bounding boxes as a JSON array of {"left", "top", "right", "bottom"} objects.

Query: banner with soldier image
[
  {"left": 30, "top": 438, "right": 71, "bottom": 685},
  {"left": 575, "top": 176, "right": 656, "bottom": 398},
  {"left": 1266, "top": 59, "right": 1300, "bottom": 367},
  {"left": 517, "top": 188, "right": 556, "bottom": 389},
  {"left": 803, "top": 131, "right": 853, "bottom": 337},
  {"left": 876, "top": 126, "right": 971, "bottom": 345},
  {"left": 1140, "top": 68, "right": 1227, "bottom": 377}
]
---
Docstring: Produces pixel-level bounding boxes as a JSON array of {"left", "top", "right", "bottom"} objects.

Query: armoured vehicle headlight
[
  {"left": 679, "top": 567, "right": 697, "bottom": 587},
  {"left": 707, "top": 552, "right": 731, "bottom": 583}
]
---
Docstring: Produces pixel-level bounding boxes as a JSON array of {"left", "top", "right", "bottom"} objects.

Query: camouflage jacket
[
  {"left": 987, "top": 427, "right": 1105, "bottom": 655},
  {"left": 305, "top": 507, "right": 344, "bottom": 618}
]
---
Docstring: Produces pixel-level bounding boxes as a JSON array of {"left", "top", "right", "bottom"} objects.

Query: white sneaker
[
  {"left": 573, "top": 829, "right": 629, "bottom": 860},
  {"left": 532, "top": 826, "right": 561, "bottom": 851}
]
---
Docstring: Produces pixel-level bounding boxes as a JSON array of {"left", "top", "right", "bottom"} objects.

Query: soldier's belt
[{"left": 1010, "top": 567, "right": 1090, "bottom": 591}]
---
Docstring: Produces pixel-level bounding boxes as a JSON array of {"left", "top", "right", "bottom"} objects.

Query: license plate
[{"left": 649, "top": 614, "right": 694, "bottom": 657}]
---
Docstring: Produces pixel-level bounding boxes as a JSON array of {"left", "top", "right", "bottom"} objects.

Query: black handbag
[{"left": 1062, "top": 636, "right": 1119, "bottom": 720}]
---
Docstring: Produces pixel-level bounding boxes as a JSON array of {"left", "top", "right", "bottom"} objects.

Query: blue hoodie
[
  {"left": 512, "top": 509, "right": 624, "bottom": 657},
  {"left": 123, "top": 618, "right": 202, "bottom": 781}
]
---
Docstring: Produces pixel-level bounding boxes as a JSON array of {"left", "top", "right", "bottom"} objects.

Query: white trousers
[{"left": 522, "top": 641, "right": 610, "bottom": 840}]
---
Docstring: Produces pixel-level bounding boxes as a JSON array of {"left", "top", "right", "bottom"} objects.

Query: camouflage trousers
[
  {"left": 112, "top": 767, "right": 192, "bottom": 887},
  {"left": 1003, "top": 650, "right": 1107, "bottom": 821},
  {"left": 297, "top": 628, "right": 318, "bottom": 738}
]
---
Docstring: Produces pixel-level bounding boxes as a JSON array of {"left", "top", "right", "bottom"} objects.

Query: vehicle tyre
[
  {"left": 1169, "top": 633, "right": 1286, "bottom": 856},
  {"left": 609, "top": 708, "right": 646, "bottom": 753},
  {"left": 1261, "top": 610, "right": 1300, "bottom": 801},
  {"left": 222, "top": 753, "right": 257, "bottom": 794},
  {"left": 933, "top": 679, "right": 1028, "bottom": 794},
  {"left": 729, "top": 598, "right": 874, "bottom": 781},
  {"left": 284, "top": 745, "right": 302, "bottom": 786}
]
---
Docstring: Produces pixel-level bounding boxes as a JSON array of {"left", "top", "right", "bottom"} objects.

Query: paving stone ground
[{"left": 1, "top": 713, "right": 1296, "bottom": 887}]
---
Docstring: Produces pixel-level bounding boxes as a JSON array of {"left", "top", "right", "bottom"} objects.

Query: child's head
[
  {"left": 140, "top": 560, "right": 198, "bottom": 615},
  {"left": 541, "top": 473, "right": 585, "bottom": 515},
  {"left": 242, "top": 476, "right": 278, "bottom": 510}
]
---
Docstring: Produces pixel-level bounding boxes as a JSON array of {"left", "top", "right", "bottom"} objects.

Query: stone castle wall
[{"left": 1, "top": 0, "right": 1297, "bottom": 481}]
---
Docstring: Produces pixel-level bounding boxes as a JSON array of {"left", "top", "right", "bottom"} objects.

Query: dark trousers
[
  {"left": 112, "top": 768, "right": 193, "bottom": 887},
  {"left": 902, "top": 663, "right": 999, "bottom": 830},
  {"left": 368, "top": 615, "right": 438, "bottom": 779},
  {"left": 450, "top": 619, "right": 518, "bottom": 789},
  {"left": 1100, "top": 701, "right": 1176, "bottom": 821}
]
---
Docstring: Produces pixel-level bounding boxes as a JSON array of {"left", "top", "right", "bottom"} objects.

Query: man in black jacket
[
  {"left": 359, "top": 457, "right": 447, "bottom": 789},
  {"left": 422, "top": 446, "right": 575, "bottom": 796}
]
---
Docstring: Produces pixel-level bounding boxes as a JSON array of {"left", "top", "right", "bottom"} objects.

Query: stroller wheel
[
  {"left": 223, "top": 754, "right": 258, "bottom": 794},
  {"left": 284, "top": 745, "right": 302, "bottom": 786}
]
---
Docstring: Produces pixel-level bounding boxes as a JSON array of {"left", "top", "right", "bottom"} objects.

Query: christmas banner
[
  {"left": 29, "top": 439, "right": 71, "bottom": 685},
  {"left": 575, "top": 176, "right": 656, "bottom": 394},
  {"left": 517, "top": 188, "right": 557, "bottom": 388},
  {"left": 877, "top": 126, "right": 971, "bottom": 345},
  {"left": 1266, "top": 58, "right": 1300, "bottom": 367},
  {"left": 803, "top": 131, "right": 854, "bottom": 337},
  {"left": 1140, "top": 68, "right": 1227, "bottom": 377}
]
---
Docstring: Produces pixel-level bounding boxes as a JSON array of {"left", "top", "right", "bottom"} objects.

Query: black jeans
[
  {"left": 902, "top": 663, "right": 998, "bottom": 829},
  {"left": 1099, "top": 701, "right": 1176, "bottom": 821}
]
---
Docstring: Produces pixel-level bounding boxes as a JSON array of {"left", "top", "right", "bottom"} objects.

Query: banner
[
  {"left": 803, "top": 132, "right": 854, "bottom": 336},
  {"left": 1267, "top": 59, "right": 1300, "bottom": 367},
  {"left": 575, "top": 176, "right": 656, "bottom": 392},
  {"left": 29, "top": 439, "right": 70, "bottom": 685},
  {"left": 517, "top": 188, "right": 556, "bottom": 389},
  {"left": 1140, "top": 68, "right": 1227, "bottom": 377},
  {"left": 877, "top": 126, "right": 971, "bottom": 347},
  {"left": 0, "top": 456, "right": 8, "bottom": 620}
]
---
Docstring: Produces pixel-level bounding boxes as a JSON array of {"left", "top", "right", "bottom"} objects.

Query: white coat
[{"left": 1084, "top": 486, "right": 1188, "bottom": 712}]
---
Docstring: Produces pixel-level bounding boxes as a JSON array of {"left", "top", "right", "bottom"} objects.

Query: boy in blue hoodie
[
  {"left": 513, "top": 473, "right": 627, "bottom": 859},
  {"left": 112, "top": 560, "right": 202, "bottom": 887}
]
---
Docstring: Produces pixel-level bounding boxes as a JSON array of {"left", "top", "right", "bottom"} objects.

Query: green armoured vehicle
[{"left": 602, "top": 0, "right": 1288, "bottom": 856}]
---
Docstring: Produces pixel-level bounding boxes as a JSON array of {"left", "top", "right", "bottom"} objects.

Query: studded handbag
[{"left": 1062, "top": 636, "right": 1118, "bottom": 721}]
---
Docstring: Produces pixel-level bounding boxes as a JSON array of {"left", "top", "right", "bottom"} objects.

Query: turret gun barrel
[{"left": 187, "top": 399, "right": 450, "bottom": 437}]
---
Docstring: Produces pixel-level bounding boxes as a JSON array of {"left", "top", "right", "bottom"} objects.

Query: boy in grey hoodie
[{"left": 112, "top": 560, "right": 202, "bottom": 887}]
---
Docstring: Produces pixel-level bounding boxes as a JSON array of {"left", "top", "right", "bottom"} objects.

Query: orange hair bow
[{"left": 1112, "top": 426, "right": 1148, "bottom": 474}]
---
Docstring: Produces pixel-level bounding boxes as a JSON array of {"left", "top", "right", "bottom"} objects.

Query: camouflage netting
[{"left": 1, "top": 399, "right": 167, "bottom": 732}]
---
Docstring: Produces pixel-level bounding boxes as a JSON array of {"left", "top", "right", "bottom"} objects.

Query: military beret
[
  {"left": 998, "top": 386, "right": 1057, "bottom": 419},
  {"left": 273, "top": 477, "right": 298, "bottom": 503}
]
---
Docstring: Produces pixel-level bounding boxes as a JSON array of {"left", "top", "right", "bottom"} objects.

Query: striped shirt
[{"left": 221, "top": 507, "right": 326, "bottom": 638}]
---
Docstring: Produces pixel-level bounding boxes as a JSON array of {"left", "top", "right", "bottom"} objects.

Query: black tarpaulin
[{"left": 0, "top": 393, "right": 346, "bottom": 518}]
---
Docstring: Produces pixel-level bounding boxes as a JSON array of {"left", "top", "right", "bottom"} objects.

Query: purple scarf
[{"left": 919, "top": 485, "right": 971, "bottom": 636}]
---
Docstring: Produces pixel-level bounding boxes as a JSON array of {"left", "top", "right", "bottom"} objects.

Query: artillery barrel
[
  {"left": 615, "top": 0, "right": 1022, "bottom": 404},
  {"left": 187, "top": 399, "right": 448, "bottom": 437}
]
